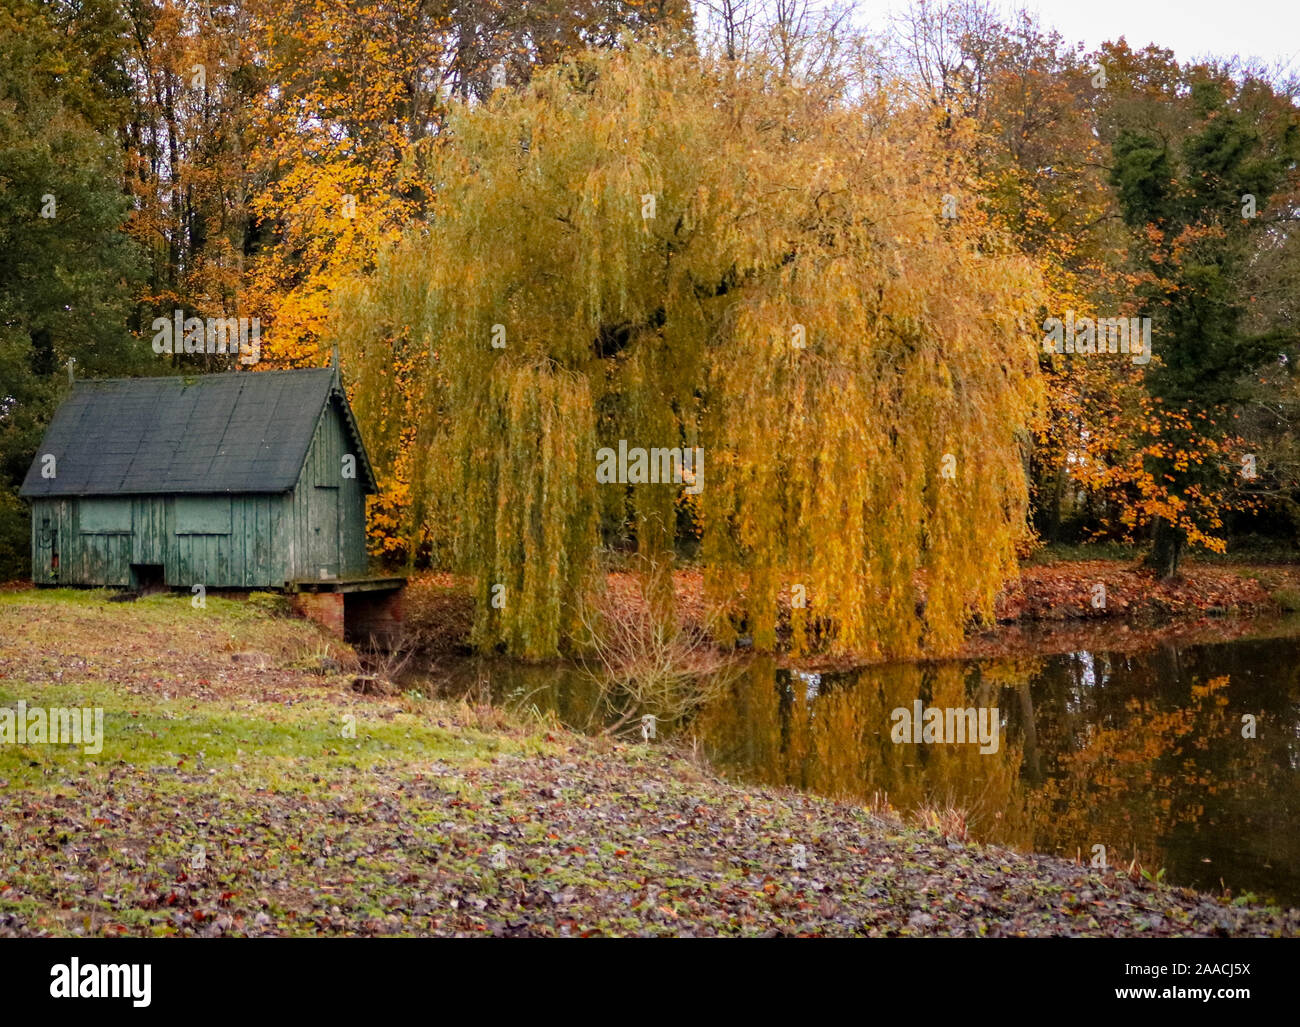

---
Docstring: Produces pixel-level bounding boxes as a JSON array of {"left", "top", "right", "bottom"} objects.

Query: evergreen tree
[{"left": 0, "top": 0, "right": 150, "bottom": 576}]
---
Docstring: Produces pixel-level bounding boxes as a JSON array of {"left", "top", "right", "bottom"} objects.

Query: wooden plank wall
[
  {"left": 169, "top": 494, "right": 288, "bottom": 587},
  {"left": 31, "top": 494, "right": 293, "bottom": 588},
  {"left": 289, "top": 400, "right": 369, "bottom": 582}
]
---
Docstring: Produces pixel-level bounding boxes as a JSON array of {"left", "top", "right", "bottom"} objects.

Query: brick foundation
[
  {"left": 291, "top": 592, "right": 345, "bottom": 638},
  {"left": 345, "top": 590, "right": 405, "bottom": 648}
]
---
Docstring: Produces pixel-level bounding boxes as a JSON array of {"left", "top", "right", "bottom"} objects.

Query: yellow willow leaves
[
  {"left": 328, "top": 47, "right": 1047, "bottom": 658},
  {"left": 453, "top": 363, "right": 599, "bottom": 659},
  {"left": 704, "top": 189, "right": 1041, "bottom": 656}
]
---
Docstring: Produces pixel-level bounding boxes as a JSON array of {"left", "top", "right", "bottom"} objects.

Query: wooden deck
[{"left": 286, "top": 576, "right": 406, "bottom": 595}]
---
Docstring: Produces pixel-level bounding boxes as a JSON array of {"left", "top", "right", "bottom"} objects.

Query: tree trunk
[{"left": 1145, "top": 517, "right": 1184, "bottom": 579}]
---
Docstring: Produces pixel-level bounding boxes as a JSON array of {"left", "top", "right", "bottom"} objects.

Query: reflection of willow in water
[
  {"left": 977, "top": 655, "right": 1049, "bottom": 786},
  {"left": 692, "top": 657, "right": 1032, "bottom": 847}
]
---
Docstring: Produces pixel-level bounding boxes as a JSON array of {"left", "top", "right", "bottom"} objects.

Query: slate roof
[{"left": 20, "top": 369, "right": 378, "bottom": 497}]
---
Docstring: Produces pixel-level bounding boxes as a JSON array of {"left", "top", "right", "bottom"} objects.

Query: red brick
[{"left": 291, "top": 592, "right": 344, "bottom": 638}]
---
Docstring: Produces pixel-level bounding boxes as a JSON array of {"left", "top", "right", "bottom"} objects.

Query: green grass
[
  {"left": 1272, "top": 588, "right": 1300, "bottom": 612},
  {"left": 1027, "top": 538, "right": 1300, "bottom": 567},
  {"left": 0, "top": 588, "right": 534, "bottom": 796},
  {"left": 1026, "top": 541, "right": 1142, "bottom": 565},
  {"left": 0, "top": 681, "right": 495, "bottom": 790}
]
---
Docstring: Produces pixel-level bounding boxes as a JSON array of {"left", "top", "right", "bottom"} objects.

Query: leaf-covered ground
[{"left": 2, "top": 589, "right": 1297, "bottom": 937}]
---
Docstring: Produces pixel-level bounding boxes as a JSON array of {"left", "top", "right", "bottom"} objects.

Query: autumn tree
[
  {"left": 957, "top": 15, "right": 1125, "bottom": 547},
  {"left": 245, "top": 0, "right": 694, "bottom": 370},
  {"left": 241, "top": 1, "right": 692, "bottom": 561},
  {"left": 329, "top": 46, "right": 1047, "bottom": 659},
  {"left": 119, "top": 0, "right": 264, "bottom": 361},
  {"left": 1110, "top": 71, "right": 1300, "bottom": 575},
  {"left": 878, "top": 4, "right": 1133, "bottom": 547}
]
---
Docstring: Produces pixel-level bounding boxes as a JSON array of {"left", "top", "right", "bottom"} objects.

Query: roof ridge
[{"left": 72, "top": 367, "right": 333, "bottom": 386}]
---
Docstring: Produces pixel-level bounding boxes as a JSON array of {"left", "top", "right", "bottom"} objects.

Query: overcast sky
[{"left": 869, "top": 0, "right": 1300, "bottom": 72}]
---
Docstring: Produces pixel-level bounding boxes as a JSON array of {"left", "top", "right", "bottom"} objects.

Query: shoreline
[{"left": 399, "top": 557, "right": 1300, "bottom": 668}]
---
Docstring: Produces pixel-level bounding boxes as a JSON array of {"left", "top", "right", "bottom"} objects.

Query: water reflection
[{"left": 411, "top": 627, "right": 1300, "bottom": 905}]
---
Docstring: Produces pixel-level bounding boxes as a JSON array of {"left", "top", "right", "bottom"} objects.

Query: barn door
[
  {"left": 34, "top": 514, "right": 59, "bottom": 582},
  {"left": 309, "top": 485, "right": 340, "bottom": 579}
]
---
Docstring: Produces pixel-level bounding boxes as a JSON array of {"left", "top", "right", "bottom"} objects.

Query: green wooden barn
[{"left": 19, "top": 368, "right": 379, "bottom": 590}]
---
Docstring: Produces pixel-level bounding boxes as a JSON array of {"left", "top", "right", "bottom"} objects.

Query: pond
[{"left": 406, "top": 620, "right": 1300, "bottom": 906}]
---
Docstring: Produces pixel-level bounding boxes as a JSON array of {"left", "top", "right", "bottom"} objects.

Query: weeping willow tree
[{"left": 328, "top": 44, "right": 1046, "bottom": 660}]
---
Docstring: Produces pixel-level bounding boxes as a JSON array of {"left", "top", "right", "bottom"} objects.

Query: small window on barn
[
  {"left": 79, "top": 499, "right": 132, "bottom": 534},
  {"left": 174, "top": 496, "right": 232, "bottom": 534}
]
